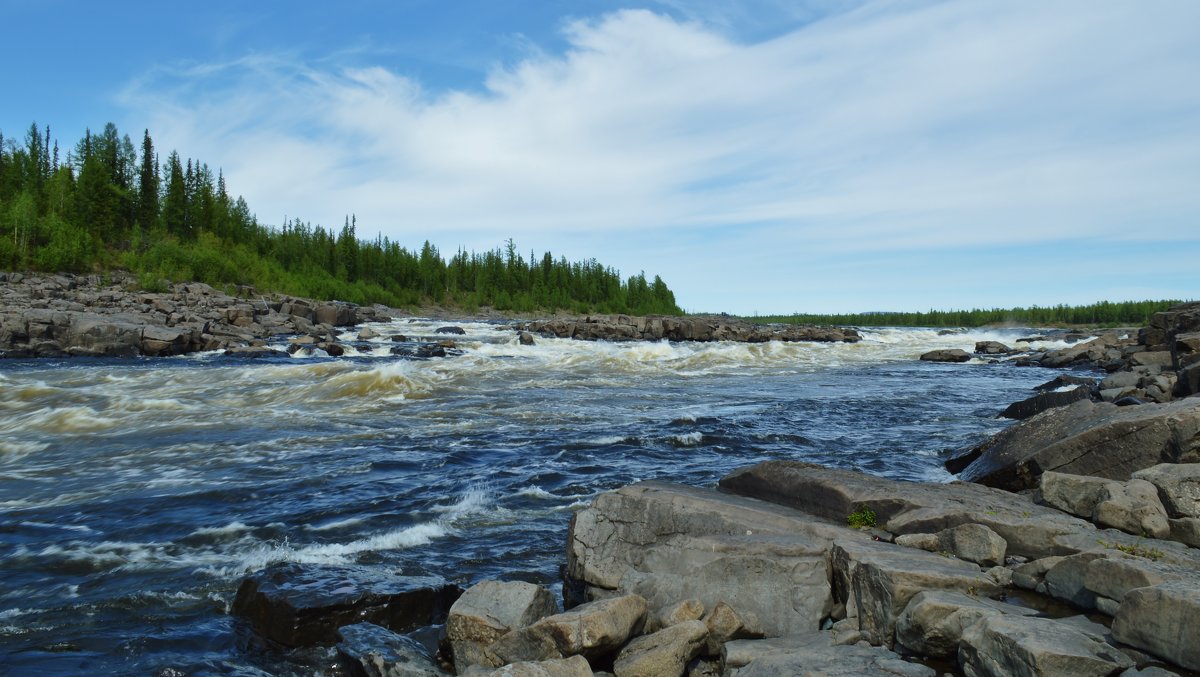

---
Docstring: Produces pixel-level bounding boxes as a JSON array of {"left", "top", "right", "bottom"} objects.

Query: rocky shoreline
[{"left": 5, "top": 271, "right": 1199, "bottom": 675}]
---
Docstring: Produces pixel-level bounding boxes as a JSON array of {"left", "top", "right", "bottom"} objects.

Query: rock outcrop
[{"left": 521, "top": 314, "right": 860, "bottom": 344}]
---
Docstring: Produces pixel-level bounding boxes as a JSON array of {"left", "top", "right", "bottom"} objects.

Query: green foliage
[
  {"left": 0, "top": 120, "right": 684, "bottom": 315},
  {"left": 1098, "top": 539, "right": 1165, "bottom": 561},
  {"left": 751, "top": 300, "right": 1187, "bottom": 329},
  {"left": 847, "top": 506, "right": 877, "bottom": 530}
]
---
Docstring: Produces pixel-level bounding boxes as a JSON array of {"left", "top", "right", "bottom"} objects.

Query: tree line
[
  {"left": 0, "top": 121, "right": 681, "bottom": 315},
  {"left": 750, "top": 300, "right": 1187, "bottom": 329}
]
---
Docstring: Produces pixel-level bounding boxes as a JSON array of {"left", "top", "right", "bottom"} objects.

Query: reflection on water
[{"left": 0, "top": 320, "right": 1066, "bottom": 673}]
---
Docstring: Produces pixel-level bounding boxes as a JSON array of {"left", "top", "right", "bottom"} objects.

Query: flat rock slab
[
  {"left": 895, "top": 590, "right": 1037, "bottom": 658},
  {"left": 958, "top": 615, "right": 1134, "bottom": 677},
  {"left": 726, "top": 633, "right": 935, "bottom": 677},
  {"left": 999, "top": 386, "right": 1092, "bottom": 421},
  {"left": 231, "top": 562, "right": 462, "bottom": 647},
  {"left": 566, "top": 481, "right": 860, "bottom": 636},
  {"left": 951, "top": 399, "right": 1200, "bottom": 491}
]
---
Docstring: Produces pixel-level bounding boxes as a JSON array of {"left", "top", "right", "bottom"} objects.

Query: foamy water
[{"left": 0, "top": 320, "right": 1073, "bottom": 674}]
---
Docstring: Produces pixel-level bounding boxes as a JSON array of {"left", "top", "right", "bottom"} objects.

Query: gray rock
[
  {"left": 1040, "top": 472, "right": 1110, "bottom": 519},
  {"left": 336, "top": 622, "right": 447, "bottom": 676},
  {"left": 958, "top": 615, "right": 1134, "bottom": 677},
  {"left": 999, "top": 387, "right": 1092, "bottom": 421},
  {"left": 518, "top": 331, "right": 536, "bottom": 346},
  {"left": 1093, "top": 479, "right": 1171, "bottom": 539},
  {"left": 612, "top": 619, "right": 707, "bottom": 677},
  {"left": 954, "top": 399, "right": 1200, "bottom": 491},
  {"left": 1112, "top": 580, "right": 1200, "bottom": 671},
  {"left": 702, "top": 600, "right": 763, "bottom": 656},
  {"left": 1011, "top": 556, "right": 1064, "bottom": 590},
  {"left": 1168, "top": 517, "right": 1200, "bottom": 547},
  {"left": 487, "top": 594, "right": 647, "bottom": 664},
  {"left": 1131, "top": 463, "right": 1200, "bottom": 518},
  {"left": 1083, "top": 555, "right": 1189, "bottom": 603},
  {"left": 1044, "top": 552, "right": 1108, "bottom": 610},
  {"left": 730, "top": 632, "right": 934, "bottom": 676},
  {"left": 447, "top": 580, "right": 558, "bottom": 671},
  {"left": 935, "top": 523, "right": 1008, "bottom": 568},
  {"left": 920, "top": 348, "right": 972, "bottom": 363},
  {"left": 975, "top": 341, "right": 1012, "bottom": 355},
  {"left": 895, "top": 590, "right": 1036, "bottom": 657},
  {"left": 647, "top": 599, "right": 705, "bottom": 633},
  {"left": 466, "top": 655, "right": 592, "bottom": 677}
]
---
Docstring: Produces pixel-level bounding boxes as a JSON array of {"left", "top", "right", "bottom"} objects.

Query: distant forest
[
  {"left": 0, "top": 122, "right": 681, "bottom": 314},
  {"left": 751, "top": 300, "right": 1187, "bottom": 328}
]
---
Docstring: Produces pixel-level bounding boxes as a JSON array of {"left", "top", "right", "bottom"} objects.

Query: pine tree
[{"left": 137, "top": 130, "right": 159, "bottom": 233}]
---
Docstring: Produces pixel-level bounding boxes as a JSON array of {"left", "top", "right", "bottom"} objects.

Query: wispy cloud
[{"left": 116, "top": 1, "right": 1200, "bottom": 313}]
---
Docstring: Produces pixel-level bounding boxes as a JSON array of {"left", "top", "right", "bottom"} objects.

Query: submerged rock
[{"left": 231, "top": 562, "right": 462, "bottom": 647}]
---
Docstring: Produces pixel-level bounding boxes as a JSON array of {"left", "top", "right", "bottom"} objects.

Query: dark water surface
[{"left": 0, "top": 321, "right": 1069, "bottom": 674}]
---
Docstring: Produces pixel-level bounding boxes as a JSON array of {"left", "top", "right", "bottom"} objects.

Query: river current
[{"left": 0, "top": 320, "right": 1074, "bottom": 674}]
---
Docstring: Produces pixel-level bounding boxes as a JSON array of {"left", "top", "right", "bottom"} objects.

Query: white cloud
[{"left": 116, "top": 1, "right": 1200, "bottom": 313}]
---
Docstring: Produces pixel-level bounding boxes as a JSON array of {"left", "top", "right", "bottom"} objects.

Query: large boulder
[
  {"left": 1111, "top": 580, "right": 1200, "bottom": 671},
  {"left": 895, "top": 591, "right": 1037, "bottom": 658},
  {"left": 998, "top": 386, "right": 1092, "bottom": 421},
  {"left": 1131, "top": 463, "right": 1200, "bottom": 518},
  {"left": 1092, "top": 479, "right": 1171, "bottom": 539},
  {"left": 62, "top": 313, "right": 144, "bottom": 357},
  {"left": 958, "top": 615, "right": 1134, "bottom": 677},
  {"left": 951, "top": 398, "right": 1200, "bottom": 491},
  {"left": 1039, "top": 471, "right": 1110, "bottom": 519},
  {"left": 486, "top": 594, "right": 647, "bottom": 665},
  {"left": 920, "top": 348, "right": 971, "bottom": 363},
  {"left": 566, "top": 481, "right": 849, "bottom": 636},
  {"left": 230, "top": 562, "right": 461, "bottom": 647},
  {"left": 447, "top": 580, "right": 558, "bottom": 671}
]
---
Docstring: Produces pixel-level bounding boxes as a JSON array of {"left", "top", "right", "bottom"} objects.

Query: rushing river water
[{"left": 0, "top": 320, "right": 1074, "bottom": 675}]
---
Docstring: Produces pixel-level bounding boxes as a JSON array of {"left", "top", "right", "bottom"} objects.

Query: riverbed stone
[
  {"left": 958, "top": 614, "right": 1134, "bottom": 677},
  {"left": 894, "top": 590, "right": 1036, "bottom": 657},
  {"left": 447, "top": 580, "right": 558, "bottom": 670},
  {"left": 336, "top": 622, "right": 447, "bottom": 676},
  {"left": 612, "top": 619, "right": 707, "bottom": 677},
  {"left": 230, "top": 562, "right": 462, "bottom": 647},
  {"left": 920, "top": 348, "right": 971, "bottom": 363},
  {"left": 975, "top": 341, "right": 1012, "bottom": 355},
  {"left": 1040, "top": 471, "right": 1110, "bottom": 519},
  {"left": 952, "top": 399, "right": 1200, "bottom": 491},
  {"left": 1111, "top": 580, "right": 1200, "bottom": 671},
  {"left": 486, "top": 594, "right": 648, "bottom": 664},
  {"left": 1093, "top": 479, "right": 1171, "bottom": 539},
  {"left": 1131, "top": 463, "right": 1200, "bottom": 519}
]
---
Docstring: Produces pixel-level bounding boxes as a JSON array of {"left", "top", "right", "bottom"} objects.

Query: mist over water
[{"left": 0, "top": 320, "right": 1068, "bottom": 674}]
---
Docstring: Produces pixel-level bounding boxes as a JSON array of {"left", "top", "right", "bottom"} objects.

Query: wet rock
[
  {"left": 1111, "top": 580, "right": 1200, "bottom": 671},
  {"left": 1035, "top": 374, "right": 1098, "bottom": 392},
  {"left": 523, "top": 315, "right": 860, "bottom": 344},
  {"left": 919, "top": 348, "right": 971, "bottom": 363},
  {"left": 486, "top": 594, "right": 648, "bottom": 664},
  {"left": 952, "top": 398, "right": 1200, "bottom": 491},
  {"left": 447, "top": 580, "right": 558, "bottom": 671},
  {"left": 141, "top": 324, "right": 197, "bottom": 357},
  {"left": 958, "top": 615, "right": 1134, "bottom": 677},
  {"left": 436, "top": 326, "right": 466, "bottom": 335},
  {"left": 224, "top": 346, "right": 290, "bottom": 358},
  {"left": 230, "top": 562, "right": 462, "bottom": 647},
  {"left": 358, "top": 327, "right": 380, "bottom": 340},
  {"left": 518, "top": 331, "right": 536, "bottom": 346},
  {"left": 1131, "top": 463, "right": 1200, "bottom": 518},
  {"left": 336, "top": 622, "right": 447, "bottom": 676},
  {"left": 895, "top": 590, "right": 1036, "bottom": 657},
  {"left": 975, "top": 341, "right": 1012, "bottom": 355},
  {"left": 612, "top": 619, "right": 707, "bottom": 677},
  {"left": 999, "top": 386, "right": 1092, "bottom": 421}
]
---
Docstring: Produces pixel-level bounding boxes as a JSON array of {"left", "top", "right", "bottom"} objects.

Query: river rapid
[{"left": 0, "top": 320, "right": 1074, "bottom": 674}]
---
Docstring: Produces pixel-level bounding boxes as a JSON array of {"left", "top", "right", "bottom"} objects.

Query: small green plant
[
  {"left": 1097, "top": 539, "right": 1164, "bottom": 561},
  {"left": 847, "top": 506, "right": 877, "bottom": 530}
]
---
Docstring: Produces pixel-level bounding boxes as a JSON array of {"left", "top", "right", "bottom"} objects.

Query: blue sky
[{"left": 3, "top": 0, "right": 1197, "bottom": 314}]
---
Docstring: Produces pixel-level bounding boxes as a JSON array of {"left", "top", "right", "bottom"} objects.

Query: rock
[
  {"left": 1039, "top": 471, "right": 1111, "bottom": 519},
  {"left": 518, "top": 331, "right": 536, "bottom": 346},
  {"left": 702, "top": 600, "right": 763, "bottom": 656},
  {"left": 646, "top": 599, "right": 705, "bottom": 633},
  {"left": 224, "top": 346, "right": 289, "bottom": 358},
  {"left": 935, "top": 523, "right": 1007, "bottom": 567},
  {"left": 1169, "top": 517, "right": 1200, "bottom": 547},
  {"left": 1043, "top": 552, "right": 1107, "bottom": 610},
  {"left": 720, "top": 460, "right": 1103, "bottom": 560},
  {"left": 999, "top": 386, "right": 1093, "bottom": 421},
  {"left": 319, "top": 342, "right": 346, "bottom": 357},
  {"left": 975, "top": 341, "right": 1012, "bottom": 355},
  {"left": 436, "top": 326, "right": 466, "bottom": 335},
  {"left": 952, "top": 398, "right": 1200, "bottom": 491},
  {"left": 486, "top": 594, "right": 647, "bottom": 664},
  {"left": 1092, "top": 479, "right": 1171, "bottom": 539},
  {"left": 958, "top": 615, "right": 1134, "bottom": 677},
  {"left": 1083, "top": 555, "right": 1190, "bottom": 603},
  {"left": 1035, "top": 374, "right": 1098, "bottom": 392},
  {"left": 612, "top": 619, "right": 707, "bottom": 677},
  {"left": 1132, "top": 351, "right": 1175, "bottom": 369},
  {"left": 833, "top": 539, "right": 1001, "bottom": 648},
  {"left": 523, "top": 315, "right": 860, "bottom": 344},
  {"left": 1131, "top": 463, "right": 1200, "bottom": 518},
  {"left": 1111, "top": 580, "right": 1200, "bottom": 671},
  {"left": 336, "top": 622, "right": 447, "bottom": 676},
  {"left": 728, "top": 633, "right": 935, "bottom": 676},
  {"left": 1011, "top": 556, "right": 1064, "bottom": 591},
  {"left": 230, "top": 562, "right": 462, "bottom": 647},
  {"left": 566, "top": 481, "right": 845, "bottom": 637},
  {"left": 315, "top": 303, "right": 358, "bottom": 326},
  {"left": 894, "top": 590, "right": 1036, "bottom": 657},
  {"left": 447, "top": 580, "right": 558, "bottom": 671},
  {"left": 919, "top": 348, "right": 971, "bottom": 363},
  {"left": 358, "top": 327, "right": 380, "bottom": 340},
  {"left": 63, "top": 313, "right": 145, "bottom": 357},
  {"left": 1175, "top": 362, "right": 1200, "bottom": 398},
  {"left": 467, "top": 655, "right": 592, "bottom": 677},
  {"left": 141, "top": 324, "right": 197, "bottom": 357}
]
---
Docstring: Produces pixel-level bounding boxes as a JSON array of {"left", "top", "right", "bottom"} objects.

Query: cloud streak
[{"left": 116, "top": 1, "right": 1200, "bottom": 313}]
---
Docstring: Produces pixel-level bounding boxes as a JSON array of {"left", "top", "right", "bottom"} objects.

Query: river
[{"left": 0, "top": 320, "right": 1072, "bottom": 674}]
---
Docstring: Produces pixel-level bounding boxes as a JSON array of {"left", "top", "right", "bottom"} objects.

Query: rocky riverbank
[{"left": 223, "top": 304, "right": 1200, "bottom": 676}]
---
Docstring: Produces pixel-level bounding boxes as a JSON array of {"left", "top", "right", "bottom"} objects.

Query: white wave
[
  {"left": 585, "top": 435, "right": 637, "bottom": 446},
  {"left": 306, "top": 516, "right": 367, "bottom": 531},
  {"left": 189, "top": 521, "right": 251, "bottom": 537},
  {"left": 19, "top": 521, "right": 95, "bottom": 534},
  {"left": 671, "top": 432, "right": 704, "bottom": 447},
  {"left": 0, "top": 440, "right": 49, "bottom": 460},
  {"left": 432, "top": 487, "right": 492, "bottom": 519},
  {"left": 0, "top": 608, "right": 34, "bottom": 620},
  {"left": 515, "top": 486, "right": 556, "bottom": 500}
]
